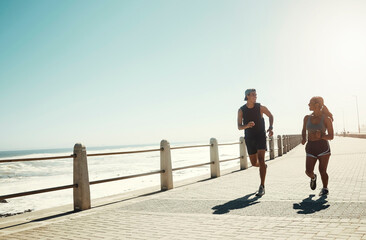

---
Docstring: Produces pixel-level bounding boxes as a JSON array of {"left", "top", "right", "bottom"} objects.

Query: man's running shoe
[
  {"left": 310, "top": 174, "right": 317, "bottom": 190},
  {"left": 256, "top": 185, "right": 265, "bottom": 197},
  {"left": 319, "top": 188, "right": 329, "bottom": 196}
]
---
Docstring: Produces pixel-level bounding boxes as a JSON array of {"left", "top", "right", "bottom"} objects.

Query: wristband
[{"left": 268, "top": 126, "right": 273, "bottom": 130}]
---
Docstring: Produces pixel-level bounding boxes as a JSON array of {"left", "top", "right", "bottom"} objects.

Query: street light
[{"left": 353, "top": 95, "right": 360, "bottom": 134}]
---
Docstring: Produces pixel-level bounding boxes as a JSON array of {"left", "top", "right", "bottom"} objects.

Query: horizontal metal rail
[
  {"left": 87, "top": 148, "right": 162, "bottom": 157},
  {"left": 0, "top": 154, "right": 75, "bottom": 163},
  {"left": 0, "top": 148, "right": 162, "bottom": 163},
  {"left": 171, "top": 144, "right": 211, "bottom": 150},
  {"left": 172, "top": 162, "right": 212, "bottom": 171},
  {"left": 0, "top": 137, "right": 297, "bottom": 164},
  {"left": 217, "top": 142, "right": 240, "bottom": 146},
  {"left": 0, "top": 140, "right": 243, "bottom": 164},
  {"left": 0, "top": 170, "right": 165, "bottom": 200},
  {"left": 89, "top": 170, "right": 164, "bottom": 185},
  {"left": 219, "top": 157, "right": 240, "bottom": 163},
  {"left": 0, "top": 184, "right": 78, "bottom": 201}
]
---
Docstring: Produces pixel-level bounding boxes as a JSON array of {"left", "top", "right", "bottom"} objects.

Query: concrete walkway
[{"left": 1, "top": 137, "right": 366, "bottom": 239}]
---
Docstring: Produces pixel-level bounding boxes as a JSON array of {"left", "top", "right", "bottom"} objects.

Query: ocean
[{"left": 0, "top": 140, "right": 273, "bottom": 216}]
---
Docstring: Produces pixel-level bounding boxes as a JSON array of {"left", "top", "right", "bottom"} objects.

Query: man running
[{"left": 237, "top": 89, "right": 274, "bottom": 196}]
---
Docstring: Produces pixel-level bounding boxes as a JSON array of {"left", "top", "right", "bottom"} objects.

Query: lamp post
[
  {"left": 343, "top": 110, "right": 346, "bottom": 136},
  {"left": 354, "top": 95, "right": 360, "bottom": 134}
]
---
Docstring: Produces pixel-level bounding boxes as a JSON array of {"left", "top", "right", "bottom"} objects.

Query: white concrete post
[
  {"left": 277, "top": 135, "right": 283, "bottom": 156},
  {"left": 283, "top": 135, "right": 287, "bottom": 154},
  {"left": 239, "top": 137, "right": 248, "bottom": 169},
  {"left": 269, "top": 136, "right": 275, "bottom": 160},
  {"left": 210, "top": 138, "right": 220, "bottom": 178},
  {"left": 73, "top": 143, "right": 91, "bottom": 211},
  {"left": 160, "top": 140, "right": 173, "bottom": 191},
  {"left": 288, "top": 135, "right": 293, "bottom": 150}
]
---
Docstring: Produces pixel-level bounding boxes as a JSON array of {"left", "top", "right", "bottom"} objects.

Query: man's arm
[
  {"left": 237, "top": 109, "right": 255, "bottom": 130},
  {"left": 261, "top": 105, "right": 273, "bottom": 137}
]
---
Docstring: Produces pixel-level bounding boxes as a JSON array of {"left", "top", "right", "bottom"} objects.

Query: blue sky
[{"left": 1, "top": 0, "right": 366, "bottom": 150}]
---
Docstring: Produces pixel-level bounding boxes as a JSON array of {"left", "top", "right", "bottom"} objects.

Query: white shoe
[
  {"left": 319, "top": 188, "right": 329, "bottom": 196},
  {"left": 256, "top": 185, "right": 265, "bottom": 197}
]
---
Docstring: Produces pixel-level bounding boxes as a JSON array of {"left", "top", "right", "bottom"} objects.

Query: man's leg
[
  {"left": 248, "top": 154, "right": 259, "bottom": 167},
  {"left": 257, "top": 149, "right": 266, "bottom": 186}
]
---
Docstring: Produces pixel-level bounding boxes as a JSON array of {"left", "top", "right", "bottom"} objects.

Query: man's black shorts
[{"left": 245, "top": 136, "right": 267, "bottom": 155}]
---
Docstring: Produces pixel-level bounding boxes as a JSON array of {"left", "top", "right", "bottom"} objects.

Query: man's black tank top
[{"left": 240, "top": 103, "right": 266, "bottom": 139}]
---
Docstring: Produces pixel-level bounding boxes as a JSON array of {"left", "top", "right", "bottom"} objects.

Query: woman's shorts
[
  {"left": 245, "top": 136, "right": 267, "bottom": 155},
  {"left": 305, "top": 139, "right": 331, "bottom": 159}
]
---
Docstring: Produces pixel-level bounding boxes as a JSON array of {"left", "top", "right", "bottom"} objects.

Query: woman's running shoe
[
  {"left": 256, "top": 185, "right": 265, "bottom": 197},
  {"left": 319, "top": 188, "right": 329, "bottom": 196}
]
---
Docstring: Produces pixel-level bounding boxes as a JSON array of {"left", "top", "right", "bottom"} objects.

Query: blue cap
[{"left": 244, "top": 89, "right": 256, "bottom": 101}]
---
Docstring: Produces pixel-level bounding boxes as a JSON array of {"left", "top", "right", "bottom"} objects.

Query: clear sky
[{"left": 1, "top": 0, "right": 365, "bottom": 150}]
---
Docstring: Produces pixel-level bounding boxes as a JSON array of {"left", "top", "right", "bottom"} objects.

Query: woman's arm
[
  {"left": 322, "top": 117, "right": 334, "bottom": 140},
  {"left": 302, "top": 116, "right": 308, "bottom": 145}
]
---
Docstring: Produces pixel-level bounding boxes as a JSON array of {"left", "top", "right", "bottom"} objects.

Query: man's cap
[{"left": 244, "top": 89, "right": 256, "bottom": 101}]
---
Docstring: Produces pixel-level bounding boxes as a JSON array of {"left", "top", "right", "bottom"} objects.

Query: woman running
[{"left": 301, "top": 96, "right": 334, "bottom": 196}]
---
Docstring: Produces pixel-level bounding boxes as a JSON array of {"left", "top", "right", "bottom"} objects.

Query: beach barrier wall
[
  {"left": 336, "top": 133, "right": 366, "bottom": 139},
  {"left": 0, "top": 135, "right": 302, "bottom": 212}
]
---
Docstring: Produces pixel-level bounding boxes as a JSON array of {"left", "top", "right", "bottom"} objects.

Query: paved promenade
[{"left": 1, "top": 137, "right": 366, "bottom": 239}]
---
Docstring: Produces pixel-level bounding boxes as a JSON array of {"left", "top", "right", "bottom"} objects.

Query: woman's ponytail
[
  {"left": 322, "top": 105, "right": 334, "bottom": 122},
  {"left": 312, "top": 96, "right": 334, "bottom": 121}
]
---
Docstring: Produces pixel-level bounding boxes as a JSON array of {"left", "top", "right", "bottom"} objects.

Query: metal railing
[{"left": 0, "top": 135, "right": 302, "bottom": 212}]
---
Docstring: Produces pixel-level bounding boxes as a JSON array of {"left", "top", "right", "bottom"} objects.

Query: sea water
[{"left": 0, "top": 141, "right": 273, "bottom": 216}]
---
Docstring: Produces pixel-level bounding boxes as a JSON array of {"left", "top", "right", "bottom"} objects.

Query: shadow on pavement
[
  {"left": 212, "top": 193, "right": 260, "bottom": 214},
  {"left": 293, "top": 194, "right": 330, "bottom": 214},
  {"left": 0, "top": 211, "right": 75, "bottom": 231}
]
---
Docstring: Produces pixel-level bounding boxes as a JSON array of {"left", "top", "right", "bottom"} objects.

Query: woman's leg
[
  {"left": 305, "top": 156, "right": 317, "bottom": 179},
  {"left": 318, "top": 154, "right": 330, "bottom": 188}
]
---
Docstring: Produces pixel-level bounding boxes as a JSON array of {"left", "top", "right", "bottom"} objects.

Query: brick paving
[{"left": 1, "top": 136, "right": 366, "bottom": 239}]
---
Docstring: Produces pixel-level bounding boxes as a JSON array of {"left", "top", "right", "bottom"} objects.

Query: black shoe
[{"left": 310, "top": 174, "right": 317, "bottom": 190}]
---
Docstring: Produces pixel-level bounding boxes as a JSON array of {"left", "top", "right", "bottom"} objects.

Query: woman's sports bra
[{"left": 306, "top": 115, "right": 326, "bottom": 131}]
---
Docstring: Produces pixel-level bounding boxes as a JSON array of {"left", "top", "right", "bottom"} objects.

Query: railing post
[
  {"left": 160, "top": 140, "right": 173, "bottom": 191},
  {"left": 210, "top": 138, "right": 220, "bottom": 178},
  {"left": 277, "top": 135, "right": 283, "bottom": 156},
  {"left": 269, "top": 136, "right": 275, "bottom": 160},
  {"left": 283, "top": 135, "right": 287, "bottom": 154},
  {"left": 73, "top": 143, "right": 91, "bottom": 211},
  {"left": 289, "top": 135, "right": 294, "bottom": 150},
  {"left": 239, "top": 137, "right": 248, "bottom": 169},
  {"left": 290, "top": 136, "right": 293, "bottom": 150}
]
